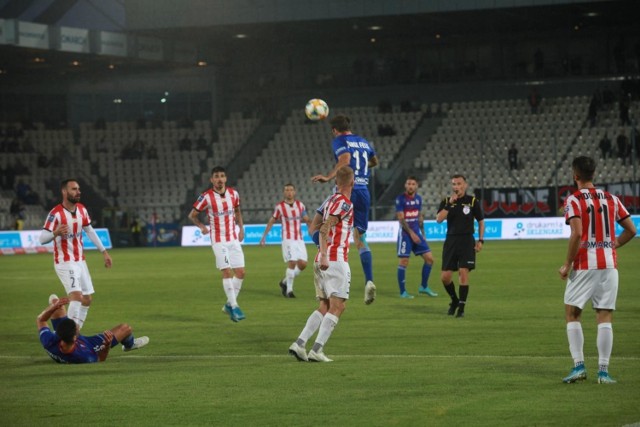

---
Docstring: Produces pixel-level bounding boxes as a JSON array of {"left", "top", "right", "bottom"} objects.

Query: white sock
[
  {"left": 232, "top": 277, "right": 243, "bottom": 298},
  {"left": 293, "top": 266, "right": 301, "bottom": 277},
  {"left": 296, "top": 310, "right": 324, "bottom": 346},
  {"left": 286, "top": 268, "right": 295, "bottom": 293},
  {"left": 597, "top": 322, "right": 613, "bottom": 368},
  {"left": 223, "top": 278, "right": 238, "bottom": 307},
  {"left": 566, "top": 321, "right": 584, "bottom": 365},
  {"left": 77, "top": 304, "right": 90, "bottom": 330},
  {"left": 67, "top": 301, "right": 82, "bottom": 328},
  {"left": 312, "top": 313, "right": 339, "bottom": 352}
]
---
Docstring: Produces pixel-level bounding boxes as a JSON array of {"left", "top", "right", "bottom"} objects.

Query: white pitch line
[{"left": 1, "top": 354, "right": 640, "bottom": 361}]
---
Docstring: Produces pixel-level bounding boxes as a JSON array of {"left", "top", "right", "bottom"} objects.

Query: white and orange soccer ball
[{"left": 305, "top": 98, "right": 329, "bottom": 121}]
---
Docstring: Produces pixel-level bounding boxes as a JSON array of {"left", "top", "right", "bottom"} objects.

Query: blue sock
[
  {"left": 312, "top": 230, "right": 320, "bottom": 247},
  {"left": 397, "top": 265, "right": 407, "bottom": 294},
  {"left": 122, "top": 334, "right": 134, "bottom": 349},
  {"left": 359, "top": 248, "right": 373, "bottom": 282},
  {"left": 421, "top": 263, "right": 432, "bottom": 288}
]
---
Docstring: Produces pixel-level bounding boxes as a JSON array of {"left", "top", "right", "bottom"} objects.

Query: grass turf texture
[{"left": 1, "top": 240, "right": 639, "bottom": 426}]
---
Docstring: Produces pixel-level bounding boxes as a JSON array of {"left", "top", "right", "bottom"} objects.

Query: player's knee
[
  {"left": 235, "top": 269, "right": 245, "bottom": 279},
  {"left": 297, "top": 261, "right": 307, "bottom": 270},
  {"left": 68, "top": 291, "right": 82, "bottom": 301},
  {"left": 398, "top": 258, "right": 409, "bottom": 267},
  {"left": 114, "top": 323, "right": 133, "bottom": 338},
  {"left": 81, "top": 295, "right": 92, "bottom": 306}
]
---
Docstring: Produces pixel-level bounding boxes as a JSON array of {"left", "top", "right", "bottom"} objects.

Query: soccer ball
[{"left": 305, "top": 98, "right": 329, "bottom": 121}]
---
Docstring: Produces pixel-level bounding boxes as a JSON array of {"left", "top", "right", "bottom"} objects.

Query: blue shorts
[
  {"left": 351, "top": 188, "right": 370, "bottom": 234},
  {"left": 397, "top": 231, "right": 431, "bottom": 258}
]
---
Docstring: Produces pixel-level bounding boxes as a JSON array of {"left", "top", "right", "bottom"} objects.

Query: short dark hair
[
  {"left": 284, "top": 183, "right": 295, "bottom": 189},
  {"left": 451, "top": 174, "right": 467, "bottom": 181},
  {"left": 60, "top": 178, "right": 78, "bottom": 190},
  {"left": 211, "top": 166, "right": 226, "bottom": 175},
  {"left": 330, "top": 115, "right": 351, "bottom": 133},
  {"left": 572, "top": 156, "right": 596, "bottom": 182},
  {"left": 406, "top": 175, "right": 419, "bottom": 183},
  {"left": 55, "top": 318, "right": 78, "bottom": 345}
]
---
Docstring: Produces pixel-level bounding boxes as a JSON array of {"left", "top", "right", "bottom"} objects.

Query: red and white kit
[
  {"left": 315, "top": 193, "right": 353, "bottom": 262},
  {"left": 564, "top": 188, "right": 630, "bottom": 270},
  {"left": 43, "top": 203, "right": 92, "bottom": 264},
  {"left": 273, "top": 200, "right": 307, "bottom": 241},
  {"left": 193, "top": 187, "right": 241, "bottom": 243}
]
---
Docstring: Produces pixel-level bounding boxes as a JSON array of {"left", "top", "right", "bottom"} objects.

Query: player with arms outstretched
[
  {"left": 260, "top": 183, "right": 311, "bottom": 298},
  {"left": 311, "top": 114, "right": 378, "bottom": 305}
]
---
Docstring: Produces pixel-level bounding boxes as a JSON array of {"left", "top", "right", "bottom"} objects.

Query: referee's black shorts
[{"left": 441, "top": 234, "right": 476, "bottom": 271}]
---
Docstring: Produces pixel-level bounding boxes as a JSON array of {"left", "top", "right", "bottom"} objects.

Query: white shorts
[
  {"left": 211, "top": 240, "right": 245, "bottom": 270},
  {"left": 313, "top": 260, "right": 351, "bottom": 300},
  {"left": 54, "top": 261, "right": 94, "bottom": 296},
  {"left": 282, "top": 239, "right": 308, "bottom": 263},
  {"left": 564, "top": 268, "right": 618, "bottom": 310}
]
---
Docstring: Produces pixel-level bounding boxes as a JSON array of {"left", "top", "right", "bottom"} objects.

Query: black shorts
[{"left": 441, "top": 234, "right": 476, "bottom": 272}]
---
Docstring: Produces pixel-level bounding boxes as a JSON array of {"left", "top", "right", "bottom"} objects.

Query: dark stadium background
[{"left": 1, "top": 0, "right": 638, "bottom": 246}]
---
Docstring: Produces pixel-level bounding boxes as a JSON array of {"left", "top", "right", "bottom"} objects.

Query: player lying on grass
[{"left": 37, "top": 295, "right": 149, "bottom": 364}]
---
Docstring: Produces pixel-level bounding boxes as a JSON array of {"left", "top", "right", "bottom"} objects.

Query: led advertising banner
[
  {"left": 0, "top": 229, "right": 112, "bottom": 255},
  {"left": 59, "top": 26, "right": 89, "bottom": 53}
]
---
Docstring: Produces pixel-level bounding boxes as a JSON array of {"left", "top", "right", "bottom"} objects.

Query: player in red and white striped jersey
[
  {"left": 559, "top": 156, "right": 636, "bottom": 384},
  {"left": 39, "top": 179, "right": 112, "bottom": 330},
  {"left": 189, "top": 166, "right": 246, "bottom": 322},
  {"left": 289, "top": 166, "right": 354, "bottom": 363},
  {"left": 259, "top": 184, "right": 311, "bottom": 298}
]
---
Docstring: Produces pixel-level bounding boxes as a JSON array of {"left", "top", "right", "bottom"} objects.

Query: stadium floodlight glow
[
  {"left": 34, "top": 57, "right": 45, "bottom": 63},
  {"left": 164, "top": 91, "right": 169, "bottom": 96},
  {"left": 368, "top": 25, "right": 382, "bottom": 31},
  {"left": 108, "top": 64, "right": 115, "bottom": 70},
  {"left": 234, "top": 34, "right": 247, "bottom": 39},
  {"left": 113, "top": 98, "right": 122, "bottom": 104},
  {"left": 370, "top": 37, "right": 376, "bottom": 43},
  {"left": 585, "top": 12, "right": 599, "bottom": 17},
  {"left": 197, "top": 61, "right": 207, "bottom": 67},
  {"left": 160, "top": 98, "right": 167, "bottom": 103},
  {"left": 71, "top": 61, "right": 80, "bottom": 66}
]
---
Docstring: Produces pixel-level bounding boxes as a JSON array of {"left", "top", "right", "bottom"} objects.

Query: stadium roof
[{"left": 0, "top": 0, "right": 635, "bottom": 85}]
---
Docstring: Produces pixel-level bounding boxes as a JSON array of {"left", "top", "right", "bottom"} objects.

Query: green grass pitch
[{"left": 1, "top": 240, "right": 639, "bottom": 426}]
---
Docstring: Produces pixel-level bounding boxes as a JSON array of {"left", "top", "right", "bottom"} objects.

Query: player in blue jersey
[
  {"left": 37, "top": 295, "right": 149, "bottom": 364},
  {"left": 395, "top": 176, "right": 438, "bottom": 299},
  {"left": 311, "top": 114, "right": 379, "bottom": 305}
]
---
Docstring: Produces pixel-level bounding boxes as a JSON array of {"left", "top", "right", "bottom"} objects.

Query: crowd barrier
[{"left": 3, "top": 216, "right": 637, "bottom": 254}]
